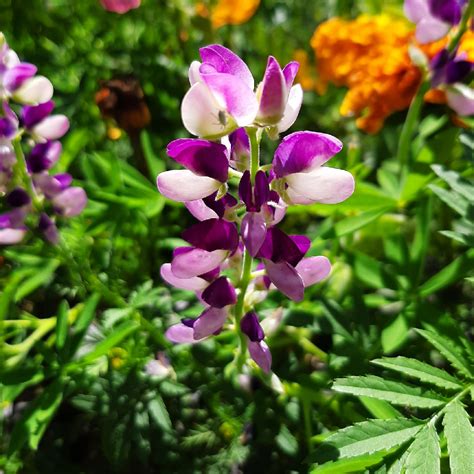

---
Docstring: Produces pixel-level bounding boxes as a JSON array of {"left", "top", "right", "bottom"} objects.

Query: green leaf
[
  {"left": 429, "top": 184, "right": 468, "bottom": 216},
  {"left": 311, "top": 452, "right": 387, "bottom": 473},
  {"left": 55, "top": 300, "right": 70, "bottom": 351},
  {"left": 333, "top": 376, "right": 446, "bottom": 408},
  {"left": 404, "top": 424, "right": 440, "bottom": 474},
  {"left": 431, "top": 165, "right": 474, "bottom": 202},
  {"left": 415, "top": 329, "right": 473, "bottom": 379},
  {"left": 410, "top": 195, "right": 432, "bottom": 267},
  {"left": 14, "top": 259, "right": 60, "bottom": 302},
  {"left": 351, "top": 252, "right": 395, "bottom": 290},
  {"left": 276, "top": 425, "right": 299, "bottom": 456},
  {"left": 148, "top": 396, "right": 172, "bottom": 432},
  {"left": 382, "top": 313, "right": 409, "bottom": 354},
  {"left": 74, "top": 293, "right": 101, "bottom": 334},
  {"left": 140, "top": 130, "right": 165, "bottom": 177},
  {"left": 372, "top": 357, "right": 463, "bottom": 391},
  {"left": 314, "top": 418, "right": 421, "bottom": 460},
  {"left": 419, "top": 250, "right": 474, "bottom": 297},
  {"left": 443, "top": 401, "right": 474, "bottom": 474},
  {"left": 9, "top": 379, "right": 63, "bottom": 452},
  {"left": 359, "top": 396, "right": 401, "bottom": 420}
]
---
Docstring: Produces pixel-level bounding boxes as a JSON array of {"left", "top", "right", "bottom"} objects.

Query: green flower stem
[
  {"left": 233, "top": 127, "right": 261, "bottom": 371},
  {"left": 447, "top": 0, "right": 474, "bottom": 53}
]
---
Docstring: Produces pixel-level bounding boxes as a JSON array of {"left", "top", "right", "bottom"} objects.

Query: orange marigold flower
[
  {"left": 293, "top": 49, "right": 317, "bottom": 91},
  {"left": 209, "top": 0, "right": 260, "bottom": 29}
]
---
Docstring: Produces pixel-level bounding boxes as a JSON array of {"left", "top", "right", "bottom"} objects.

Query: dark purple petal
[
  {"left": 282, "top": 61, "right": 299, "bottom": 90},
  {"left": 198, "top": 266, "right": 221, "bottom": 281},
  {"left": 54, "top": 173, "right": 72, "bottom": 189},
  {"left": 21, "top": 100, "right": 54, "bottom": 128},
  {"left": 27, "top": 141, "right": 62, "bottom": 173},
  {"left": 264, "top": 259, "right": 305, "bottom": 301},
  {"left": 446, "top": 59, "right": 472, "bottom": 84},
  {"left": 428, "top": 0, "right": 466, "bottom": 25},
  {"left": 199, "top": 44, "right": 254, "bottom": 90},
  {"left": 273, "top": 131, "right": 343, "bottom": 178},
  {"left": 3, "top": 63, "right": 37, "bottom": 91},
  {"left": 201, "top": 192, "right": 237, "bottom": 219},
  {"left": 6, "top": 188, "right": 30, "bottom": 207},
  {"left": 166, "top": 138, "right": 229, "bottom": 182},
  {"left": 38, "top": 213, "right": 59, "bottom": 244},
  {"left": 239, "top": 170, "right": 252, "bottom": 210},
  {"left": 248, "top": 340, "right": 272, "bottom": 373},
  {"left": 290, "top": 235, "right": 311, "bottom": 256},
  {"left": 257, "top": 227, "right": 305, "bottom": 266},
  {"left": 0, "top": 117, "right": 17, "bottom": 138},
  {"left": 201, "top": 276, "right": 237, "bottom": 308},
  {"left": 256, "top": 56, "right": 286, "bottom": 124},
  {"left": 241, "top": 212, "right": 267, "bottom": 257},
  {"left": 240, "top": 311, "right": 264, "bottom": 342},
  {"left": 182, "top": 218, "right": 239, "bottom": 252},
  {"left": 254, "top": 171, "right": 270, "bottom": 209}
]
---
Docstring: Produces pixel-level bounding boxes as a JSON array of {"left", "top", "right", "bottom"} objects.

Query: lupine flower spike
[
  {"left": 157, "top": 45, "right": 354, "bottom": 374},
  {"left": 0, "top": 33, "right": 86, "bottom": 245}
]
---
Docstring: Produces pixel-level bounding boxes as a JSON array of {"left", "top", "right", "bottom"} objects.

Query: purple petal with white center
[
  {"left": 185, "top": 199, "right": 219, "bottom": 221},
  {"left": 33, "top": 115, "right": 69, "bottom": 140},
  {"left": 201, "top": 72, "right": 259, "bottom": 128},
  {"left": 199, "top": 45, "right": 254, "bottom": 90},
  {"left": 201, "top": 276, "right": 237, "bottom": 308},
  {"left": 21, "top": 101, "right": 54, "bottom": 128},
  {"left": 241, "top": 212, "right": 267, "bottom": 257},
  {"left": 171, "top": 247, "right": 228, "bottom": 279},
  {"left": 0, "top": 228, "right": 26, "bottom": 245},
  {"left": 3, "top": 63, "right": 37, "bottom": 91},
  {"left": 256, "top": 56, "right": 287, "bottom": 125},
  {"left": 166, "top": 323, "right": 201, "bottom": 344},
  {"left": 181, "top": 82, "right": 236, "bottom": 138},
  {"left": 276, "top": 84, "right": 303, "bottom": 134},
  {"left": 166, "top": 138, "right": 229, "bottom": 182},
  {"left": 27, "top": 141, "right": 62, "bottom": 172},
  {"left": 52, "top": 187, "right": 87, "bottom": 217},
  {"left": 264, "top": 259, "right": 305, "bottom": 301},
  {"left": 295, "top": 256, "right": 332, "bottom": 287},
  {"left": 157, "top": 170, "right": 221, "bottom": 202},
  {"left": 38, "top": 213, "right": 59, "bottom": 244},
  {"left": 286, "top": 167, "right": 355, "bottom": 204},
  {"left": 446, "top": 84, "right": 474, "bottom": 116},
  {"left": 240, "top": 311, "right": 264, "bottom": 342},
  {"left": 248, "top": 340, "right": 272, "bottom": 373},
  {"left": 282, "top": 61, "right": 299, "bottom": 89},
  {"left": 273, "top": 131, "right": 343, "bottom": 178},
  {"left": 182, "top": 218, "right": 239, "bottom": 252},
  {"left": 160, "top": 263, "right": 208, "bottom": 291},
  {"left": 193, "top": 306, "right": 228, "bottom": 339},
  {"left": 13, "top": 76, "right": 54, "bottom": 105}
]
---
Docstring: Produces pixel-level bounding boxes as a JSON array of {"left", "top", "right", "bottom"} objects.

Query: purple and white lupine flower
[
  {"left": 157, "top": 44, "right": 354, "bottom": 375},
  {"left": 0, "top": 33, "right": 87, "bottom": 245},
  {"left": 404, "top": 0, "right": 468, "bottom": 43}
]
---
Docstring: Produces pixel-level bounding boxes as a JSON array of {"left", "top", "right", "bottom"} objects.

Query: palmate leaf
[
  {"left": 416, "top": 329, "right": 473, "bottom": 379},
  {"left": 333, "top": 376, "right": 446, "bottom": 408},
  {"left": 313, "top": 419, "right": 422, "bottom": 462},
  {"left": 404, "top": 424, "right": 440, "bottom": 474},
  {"left": 372, "top": 357, "right": 463, "bottom": 391},
  {"left": 443, "top": 401, "right": 474, "bottom": 474}
]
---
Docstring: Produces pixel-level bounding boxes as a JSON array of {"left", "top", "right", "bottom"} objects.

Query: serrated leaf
[
  {"left": 443, "top": 401, "right": 474, "bottom": 474},
  {"left": 333, "top": 376, "right": 446, "bottom": 408},
  {"left": 311, "top": 452, "right": 386, "bottom": 473},
  {"left": 431, "top": 165, "right": 474, "bottom": 202},
  {"left": 148, "top": 396, "right": 172, "bottom": 431},
  {"left": 416, "top": 329, "right": 473, "bottom": 379},
  {"left": 314, "top": 418, "right": 422, "bottom": 461},
  {"left": 404, "top": 424, "right": 440, "bottom": 474},
  {"left": 429, "top": 184, "right": 468, "bottom": 216},
  {"left": 359, "top": 396, "right": 401, "bottom": 420},
  {"left": 372, "top": 357, "right": 463, "bottom": 390}
]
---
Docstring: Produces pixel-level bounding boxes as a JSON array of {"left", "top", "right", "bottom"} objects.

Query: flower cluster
[
  {"left": 310, "top": 11, "right": 473, "bottom": 133},
  {"left": 0, "top": 34, "right": 86, "bottom": 245},
  {"left": 157, "top": 45, "right": 354, "bottom": 373}
]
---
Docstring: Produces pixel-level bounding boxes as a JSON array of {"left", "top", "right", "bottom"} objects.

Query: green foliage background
[{"left": 0, "top": 0, "right": 473, "bottom": 472}]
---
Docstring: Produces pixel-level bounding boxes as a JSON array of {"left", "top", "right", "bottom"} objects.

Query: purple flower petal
[
  {"left": 157, "top": 170, "right": 221, "bottom": 202},
  {"left": 0, "top": 117, "right": 17, "bottom": 139},
  {"left": 273, "top": 131, "right": 343, "bottom": 178},
  {"left": 264, "top": 259, "right": 305, "bottom": 301},
  {"left": 285, "top": 167, "right": 355, "bottom": 204},
  {"left": 160, "top": 263, "right": 208, "bottom": 291},
  {"left": 0, "top": 228, "right": 27, "bottom": 245},
  {"left": 446, "top": 84, "right": 474, "bottom": 116},
  {"left": 27, "top": 141, "right": 62, "bottom": 173},
  {"left": 428, "top": 0, "right": 465, "bottom": 25},
  {"left": 100, "top": 0, "right": 141, "bottom": 13},
  {"left": 404, "top": 0, "right": 430, "bottom": 23},
  {"left": 193, "top": 306, "right": 228, "bottom": 339},
  {"left": 199, "top": 45, "right": 254, "bottom": 90},
  {"left": 166, "top": 138, "right": 229, "bottom": 182},
  {"left": 295, "top": 256, "right": 332, "bottom": 287},
  {"left": 6, "top": 188, "right": 30, "bottom": 207},
  {"left": 38, "top": 213, "right": 59, "bottom": 244},
  {"left": 416, "top": 18, "right": 451, "bottom": 43},
  {"left": 229, "top": 128, "right": 250, "bottom": 170},
  {"left": 52, "top": 187, "right": 87, "bottom": 217},
  {"left": 171, "top": 247, "right": 228, "bottom": 279},
  {"left": 166, "top": 323, "right": 201, "bottom": 343},
  {"left": 185, "top": 199, "right": 220, "bottom": 221},
  {"left": 257, "top": 227, "right": 305, "bottom": 266},
  {"left": 256, "top": 56, "right": 287, "bottom": 125},
  {"left": 240, "top": 311, "right": 264, "bottom": 342},
  {"left": 13, "top": 76, "right": 54, "bottom": 105},
  {"left": 248, "top": 340, "right": 272, "bottom": 373},
  {"left": 276, "top": 84, "right": 303, "bottom": 134},
  {"left": 3, "top": 63, "right": 37, "bottom": 91},
  {"left": 182, "top": 218, "right": 239, "bottom": 252},
  {"left": 282, "top": 61, "right": 299, "bottom": 89},
  {"left": 241, "top": 212, "right": 267, "bottom": 257},
  {"left": 33, "top": 115, "right": 69, "bottom": 140},
  {"left": 290, "top": 235, "right": 311, "bottom": 255},
  {"left": 201, "top": 276, "right": 237, "bottom": 308},
  {"left": 21, "top": 100, "right": 54, "bottom": 128}
]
